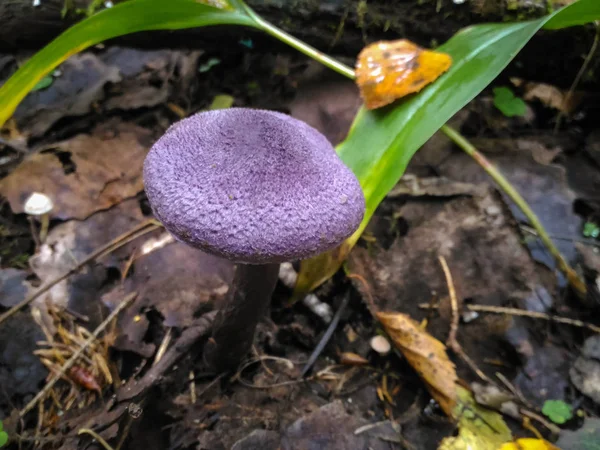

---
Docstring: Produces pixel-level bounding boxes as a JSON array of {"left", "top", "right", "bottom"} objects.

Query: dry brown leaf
[
  {"left": 514, "top": 79, "right": 583, "bottom": 115},
  {"left": 0, "top": 123, "right": 152, "bottom": 220},
  {"left": 377, "top": 311, "right": 458, "bottom": 416}
]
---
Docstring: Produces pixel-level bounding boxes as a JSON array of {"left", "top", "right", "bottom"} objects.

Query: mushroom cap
[
  {"left": 143, "top": 108, "right": 365, "bottom": 264},
  {"left": 23, "top": 192, "right": 54, "bottom": 215}
]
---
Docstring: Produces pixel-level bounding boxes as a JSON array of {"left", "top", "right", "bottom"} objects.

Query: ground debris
[
  {"left": 570, "top": 335, "right": 600, "bottom": 404},
  {"left": 102, "top": 236, "right": 233, "bottom": 356},
  {"left": 0, "top": 122, "right": 151, "bottom": 220},
  {"left": 28, "top": 199, "right": 145, "bottom": 327},
  {"left": 0, "top": 311, "right": 47, "bottom": 413},
  {"left": 280, "top": 400, "right": 392, "bottom": 450}
]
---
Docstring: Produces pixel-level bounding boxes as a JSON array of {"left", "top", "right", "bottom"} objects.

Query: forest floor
[{"left": 1, "top": 36, "right": 600, "bottom": 450}]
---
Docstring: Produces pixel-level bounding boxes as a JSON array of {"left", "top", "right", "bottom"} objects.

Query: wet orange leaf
[
  {"left": 355, "top": 39, "right": 452, "bottom": 110},
  {"left": 377, "top": 311, "right": 457, "bottom": 416}
]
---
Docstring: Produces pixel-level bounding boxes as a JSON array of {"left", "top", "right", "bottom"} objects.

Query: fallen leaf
[
  {"left": 377, "top": 311, "right": 458, "bottom": 416},
  {"left": 355, "top": 39, "right": 452, "bottom": 110},
  {"left": 499, "top": 438, "right": 561, "bottom": 450},
  {"left": 556, "top": 417, "right": 600, "bottom": 449},
  {"left": 102, "top": 234, "right": 233, "bottom": 357},
  {"left": 0, "top": 268, "right": 30, "bottom": 308},
  {"left": 570, "top": 335, "right": 600, "bottom": 404},
  {"left": 14, "top": 53, "right": 121, "bottom": 137},
  {"left": 438, "top": 386, "right": 512, "bottom": 450},
  {"left": 281, "top": 400, "right": 392, "bottom": 450},
  {"left": 29, "top": 199, "right": 145, "bottom": 327},
  {"left": 0, "top": 311, "right": 47, "bottom": 406},
  {"left": 0, "top": 123, "right": 151, "bottom": 220},
  {"left": 519, "top": 80, "right": 583, "bottom": 114}
]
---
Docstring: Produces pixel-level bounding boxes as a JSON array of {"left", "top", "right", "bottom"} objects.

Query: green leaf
[
  {"left": 0, "top": 431, "right": 7, "bottom": 448},
  {"left": 31, "top": 75, "right": 54, "bottom": 92},
  {"left": 543, "top": 400, "right": 573, "bottom": 424},
  {"left": 583, "top": 222, "right": 600, "bottom": 238},
  {"left": 294, "top": 0, "right": 600, "bottom": 296},
  {"left": 0, "top": 0, "right": 258, "bottom": 127},
  {"left": 493, "top": 87, "right": 527, "bottom": 117}
]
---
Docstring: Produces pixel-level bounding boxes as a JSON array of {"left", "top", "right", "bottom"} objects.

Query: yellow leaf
[
  {"left": 439, "top": 386, "right": 512, "bottom": 450},
  {"left": 377, "top": 311, "right": 457, "bottom": 416},
  {"left": 499, "top": 438, "right": 561, "bottom": 450}
]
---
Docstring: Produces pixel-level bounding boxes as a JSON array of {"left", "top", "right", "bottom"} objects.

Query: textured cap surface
[{"left": 143, "top": 108, "right": 365, "bottom": 264}]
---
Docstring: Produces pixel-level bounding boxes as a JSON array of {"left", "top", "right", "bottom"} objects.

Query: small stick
[
  {"left": 438, "top": 256, "right": 492, "bottom": 384},
  {"left": 0, "top": 220, "right": 159, "bottom": 326},
  {"left": 189, "top": 371, "right": 196, "bottom": 404},
  {"left": 300, "top": 291, "right": 351, "bottom": 377},
  {"left": 152, "top": 328, "right": 172, "bottom": 367},
  {"left": 440, "top": 124, "right": 586, "bottom": 298},
  {"left": 419, "top": 302, "right": 600, "bottom": 334},
  {"left": 438, "top": 256, "right": 459, "bottom": 347},
  {"left": 19, "top": 293, "right": 137, "bottom": 417},
  {"left": 78, "top": 428, "right": 115, "bottom": 450},
  {"left": 555, "top": 21, "right": 600, "bottom": 133}
]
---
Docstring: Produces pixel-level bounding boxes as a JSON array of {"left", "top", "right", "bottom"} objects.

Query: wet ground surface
[{"left": 0, "top": 40, "right": 600, "bottom": 449}]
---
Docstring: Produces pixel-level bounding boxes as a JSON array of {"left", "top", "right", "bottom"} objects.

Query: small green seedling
[
  {"left": 493, "top": 86, "right": 527, "bottom": 117},
  {"left": 542, "top": 399, "right": 573, "bottom": 424},
  {"left": 583, "top": 221, "right": 600, "bottom": 239},
  {"left": 0, "top": 420, "right": 8, "bottom": 447}
]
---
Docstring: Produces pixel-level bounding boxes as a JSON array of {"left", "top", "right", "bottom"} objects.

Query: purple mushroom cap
[{"left": 143, "top": 108, "right": 365, "bottom": 264}]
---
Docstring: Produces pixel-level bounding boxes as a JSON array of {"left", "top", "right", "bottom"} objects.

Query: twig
[
  {"left": 117, "top": 311, "right": 217, "bottom": 403},
  {"left": 419, "top": 302, "right": 600, "bottom": 333},
  {"left": 555, "top": 21, "right": 600, "bottom": 132},
  {"left": 438, "top": 257, "right": 492, "bottom": 384},
  {"left": 78, "top": 428, "right": 115, "bottom": 450},
  {"left": 0, "top": 220, "right": 160, "bottom": 326},
  {"left": 152, "top": 328, "right": 172, "bottom": 366},
  {"left": 300, "top": 291, "right": 351, "bottom": 377},
  {"left": 440, "top": 124, "right": 587, "bottom": 298},
  {"left": 20, "top": 293, "right": 137, "bottom": 417},
  {"left": 438, "top": 256, "right": 459, "bottom": 347},
  {"left": 521, "top": 409, "right": 561, "bottom": 436}
]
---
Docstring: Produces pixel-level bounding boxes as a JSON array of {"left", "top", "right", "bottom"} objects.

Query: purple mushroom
[{"left": 143, "top": 108, "right": 365, "bottom": 371}]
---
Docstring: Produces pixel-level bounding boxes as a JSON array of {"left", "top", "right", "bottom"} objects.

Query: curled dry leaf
[
  {"left": 355, "top": 39, "right": 452, "bottom": 110},
  {"left": 376, "top": 311, "right": 457, "bottom": 416}
]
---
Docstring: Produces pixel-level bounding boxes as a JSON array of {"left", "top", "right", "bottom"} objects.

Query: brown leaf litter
[{"left": 0, "top": 122, "right": 152, "bottom": 220}]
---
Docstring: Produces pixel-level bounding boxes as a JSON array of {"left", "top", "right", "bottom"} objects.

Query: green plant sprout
[
  {"left": 542, "top": 399, "right": 573, "bottom": 425},
  {"left": 493, "top": 86, "right": 527, "bottom": 117},
  {"left": 0, "top": 420, "right": 8, "bottom": 448}
]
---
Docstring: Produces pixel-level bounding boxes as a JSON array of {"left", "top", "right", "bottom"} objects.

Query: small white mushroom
[
  {"left": 370, "top": 335, "right": 392, "bottom": 356},
  {"left": 24, "top": 192, "right": 53, "bottom": 243}
]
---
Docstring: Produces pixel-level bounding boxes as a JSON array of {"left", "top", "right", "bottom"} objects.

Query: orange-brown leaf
[
  {"left": 377, "top": 311, "right": 457, "bottom": 416},
  {"left": 355, "top": 39, "right": 452, "bottom": 110}
]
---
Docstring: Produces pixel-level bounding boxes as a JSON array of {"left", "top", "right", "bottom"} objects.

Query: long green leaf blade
[
  {"left": 295, "top": 0, "right": 600, "bottom": 296},
  {"left": 0, "top": 0, "right": 257, "bottom": 126}
]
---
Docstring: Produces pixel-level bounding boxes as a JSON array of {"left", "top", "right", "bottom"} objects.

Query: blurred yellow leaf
[
  {"left": 439, "top": 386, "right": 512, "bottom": 450},
  {"left": 377, "top": 311, "right": 458, "bottom": 416},
  {"left": 499, "top": 438, "right": 561, "bottom": 450}
]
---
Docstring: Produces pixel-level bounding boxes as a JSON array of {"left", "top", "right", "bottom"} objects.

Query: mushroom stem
[
  {"left": 203, "top": 263, "right": 279, "bottom": 371},
  {"left": 39, "top": 213, "right": 50, "bottom": 243}
]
